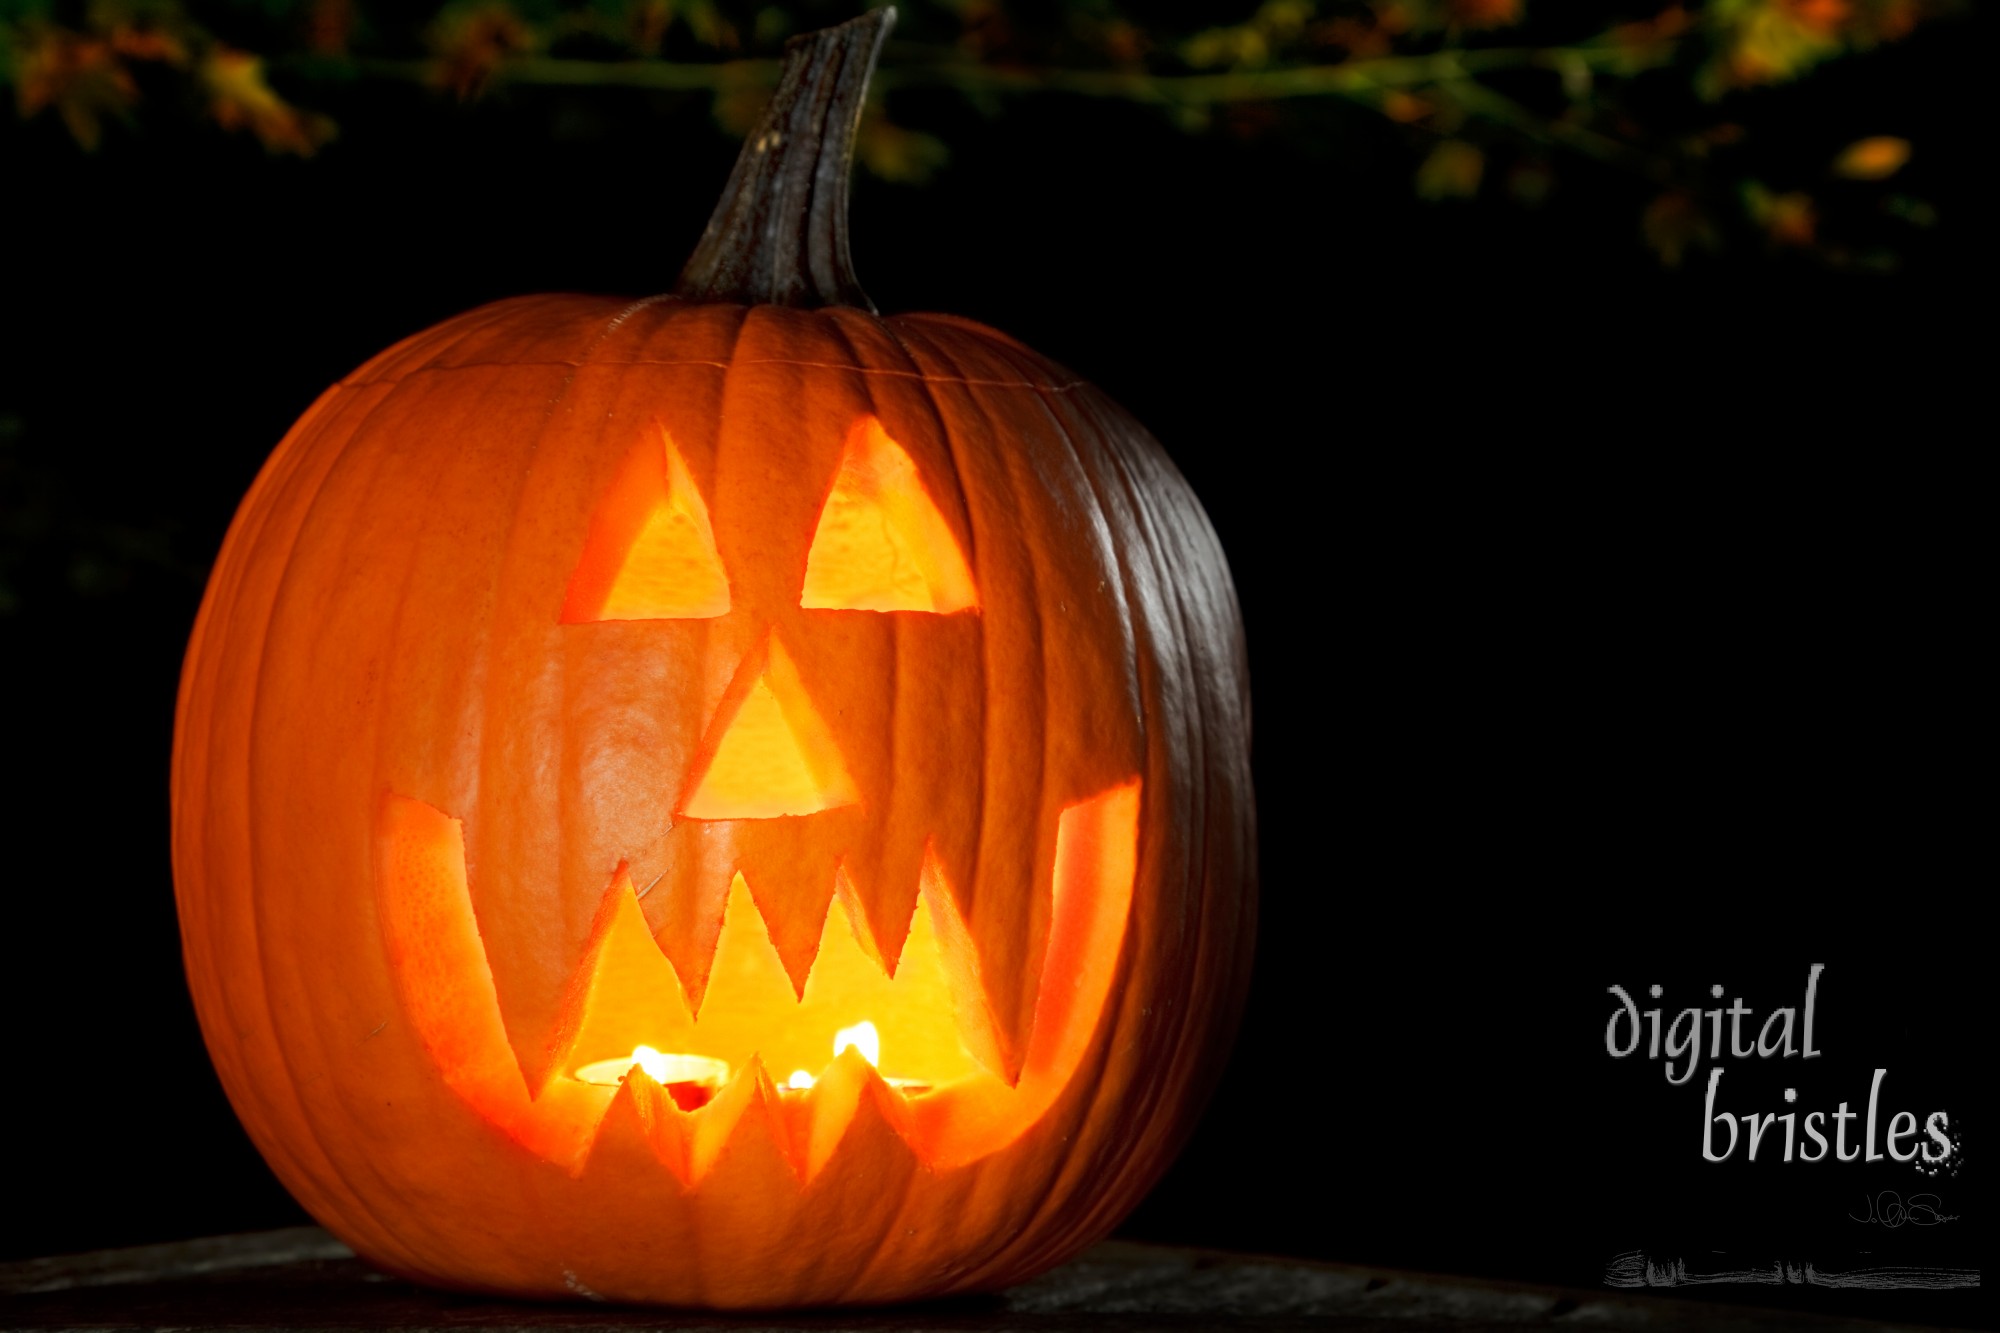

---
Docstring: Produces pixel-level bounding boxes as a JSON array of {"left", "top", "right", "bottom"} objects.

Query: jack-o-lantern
[{"left": 172, "top": 8, "right": 1253, "bottom": 1309}]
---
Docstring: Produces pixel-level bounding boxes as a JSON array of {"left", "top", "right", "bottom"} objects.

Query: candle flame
[
  {"left": 833, "top": 1020, "right": 879, "bottom": 1067},
  {"left": 631, "top": 1045, "right": 670, "bottom": 1083},
  {"left": 573, "top": 1046, "right": 730, "bottom": 1088}
]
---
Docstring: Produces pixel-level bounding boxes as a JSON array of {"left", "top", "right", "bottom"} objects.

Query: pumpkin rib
[
  {"left": 806, "top": 304, "right": 908, "bottom": 971},
  {"left": 809, "top": 307, "right": 946, "bottom": 998},
  {"left": 175, "top": 383, "right": 373, "bottom": 1251},
  {"left": 1056, "top": 384, "right": 1257, "bottom": 1234},
  {"left": 220, "top": 383, "right": 437, "bottom": 1266},
  {"left": 969, "top": 332, "right": 1148, "bottom": 735},
  {"left": 292, "top": 374, "right": 548, "bottom": 1276},
  {"left": 176, "top": 377, "right": 352, "bottom": 919},
  {"left": 951, "top": 383, "right": 1157, "bottom": 1288},
  {"left": 349, "top": 413, "right": 503, "bottom": 1277},
  {"left": 865, "top": 313, "right": 988, "bottom": 578},
  {"left": 349, "top": 462, "right": 448, "bottom": 1261},
  {"left": 956, "top": 334, "right": 1136, "bottom": 1096},
  {"left": 842, "top": 311, "right": 994, "bottom": 979},
  {"left": 892, "top": 358, "right": 1184, "bottom": 1280},
  {"left": 237, "top": 380, "right": 443, "bottom": 1273},
  {"left": 358, "top": 370, "right": 569, "bottom": 1277},
  {"left": 1069, "top": 452, "right": 1211, "bottom": 1257},
  {"left": 1044, "top": 416, "right": 1183, "bottom": 1275},
  {"left": 544, "top": 309, "right": 619, "bottom": 1097},
  {"left": 666, "top": 299, "right": 759, "bottom": 1020},
  {"left": 825, "top": 1122, "right": 924, "bottom": 1304},
  {"left": 482, "top": 379, "right": 573, "bottom": 1093},
  {"left": 1055, "top": 393, "right": 1224, "bottom": 1125},
  {"left": 1021, "top": 938, "right": 1151, "bottom": 1281},
  {"left": 567, "top": 292, "right": 689, "bottom": 382},
  {"left": 906, "top": 370, "right": 990, "bottom": 971},
  {"left": 990, "top": 906, "right": 1154, "bottom": 1293},
  {"left": 488, "top": 307, "right": 655, "bottom": 1095},
  {"left": 912, "top": 318, "right": 1141, "bottom": 1005},
  {"left": 919, "top": 324, "right": 1055, "bottom": 1084}
]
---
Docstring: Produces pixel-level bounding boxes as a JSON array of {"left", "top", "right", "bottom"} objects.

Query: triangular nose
[{"left": 680, "top": 637, "right": 859, "bottom": 820}]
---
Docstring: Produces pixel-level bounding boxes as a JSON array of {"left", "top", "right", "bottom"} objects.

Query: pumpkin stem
[{"left": 673, "top": 8, "right": 893, "bottom": 312}]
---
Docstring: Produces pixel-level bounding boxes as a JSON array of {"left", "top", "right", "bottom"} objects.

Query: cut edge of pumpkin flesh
[{"left": 375, "top": 780, "right": 1139, "bottom": 1180}]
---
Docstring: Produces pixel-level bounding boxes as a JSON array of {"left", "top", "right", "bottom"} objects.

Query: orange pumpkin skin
[{"left": 172, "top": 293, "right": 1255, "bottom": 1307}]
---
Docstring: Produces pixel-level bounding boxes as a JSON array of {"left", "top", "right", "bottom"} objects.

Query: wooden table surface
[{"left": 0, "top": 1228, "right": 1965, "bottom": 1332}]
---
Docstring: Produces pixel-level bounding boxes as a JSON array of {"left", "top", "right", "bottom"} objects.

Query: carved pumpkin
[{"left": 172, "top": 9, "right": 1253, "bottom": 1309}]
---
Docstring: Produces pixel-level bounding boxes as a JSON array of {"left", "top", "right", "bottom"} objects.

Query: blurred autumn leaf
[
  {"left": 1415, "top": 138, "right": 1483, "bottom": 199},
  {"left": 1833, "top": 133, "right": 1910, "bottom": 179},
  {"left": 202, "top": 46, "right": 335, "bottom": 152},
  {"left": 1642, "top": 190, "right": 1720, "bottom": 267},
  {"left": 0, "top": 0, "right": 1965, "bottom": 265},
  {"left": 9, "top": 20, "right": 144, "bottom": 149}
]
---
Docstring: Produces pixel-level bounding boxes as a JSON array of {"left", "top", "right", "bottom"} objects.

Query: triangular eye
[
  {"left": 800, "top": 417, "right": 978, "bottom": 614},
  {"left": 562, "top": 426, "right": 730, "bottom": 622}
]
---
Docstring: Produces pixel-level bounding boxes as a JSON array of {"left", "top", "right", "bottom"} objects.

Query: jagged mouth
[{"left": 376, "top": 780, "right": 1140, "bottom": 1181}]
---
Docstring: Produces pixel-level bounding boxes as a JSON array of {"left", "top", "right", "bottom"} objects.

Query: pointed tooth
[
  {"left": 570, "top": 1075, "right": 707, "bottom": 1303},
  {"left": 527, "top": 870, "right": 629, "bottom": 1097},
  {"left": 961, "top": 805, "right": 1043, "bottom": 1087},
  {"left": 839, "top": 832, "right": 926, "bottom": 976},
  {"left": 732, "top": 832, "right": 848, "bottom": 996},
  {"left": 693, "top": 873, "right": 805, "bottom": 1054},
  {"left": 799, "top": 1047, "right": 917, "bottom": 1181},
  {"left": 798, "top": 1047, "right": 869, "bottom": 1180},
  {"left": 646, "top": 838, "right": 733, "bottom": 1015},
  {"left": 583, "top": 1067, "right": 688, "bottom": 1185},
  {"left": 830, "top": 864, "right": 887, "bottom": 973},
  {"left": 917, "top": 849, "right": 1012, "bottom": 1085},
  {"left": 537, "top": 868, "right": 696, "bottom": 1094},
  {"left": 460, "top": 846, "right": 599, "bottom": 1097},
  {"left": 634, "top": 1066, "right": 702, "bottom": 1184},
  {"left": 679, "top": 1062, "right": 828, "bottom": 1306},
  {"left": 795, "top": 883, "right": 884, "bottom": 1005},
  {"left": 917, "top": 817, "right": 980, "bottom": 975},
  {"left": 687, "top": 1056, "right": 778, "bottom": 1185},
  {"left": 737, "top": 856, "right": 836, "bottom": 1000},
  {"left": 794, "top": 1062, "right": 927, "bottom": 1286}
]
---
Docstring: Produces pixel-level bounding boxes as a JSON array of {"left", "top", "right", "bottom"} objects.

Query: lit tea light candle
[
  {"left": 834, "top": 1020, "right": 880, "bottom": 1067},
  {"left": 829, "top": 1021, "right": 932, "bottom": 1095},
  {"left": 575, "top": 1046, "right": 731, "bottom": 1089}
]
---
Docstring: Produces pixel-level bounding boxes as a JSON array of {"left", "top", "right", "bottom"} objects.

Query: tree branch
[{"left": 346, "top": 40, "right": 1677, "bottom": 106}]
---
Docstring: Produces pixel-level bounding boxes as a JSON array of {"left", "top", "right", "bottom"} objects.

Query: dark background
[{"left": 0, "top": 11, "right": 1983, "bottom": 1327}]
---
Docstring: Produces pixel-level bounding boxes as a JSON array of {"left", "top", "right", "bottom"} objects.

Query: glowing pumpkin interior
[{"left": 377, "top": 416, "right": 1141, "bottom": 1184}]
